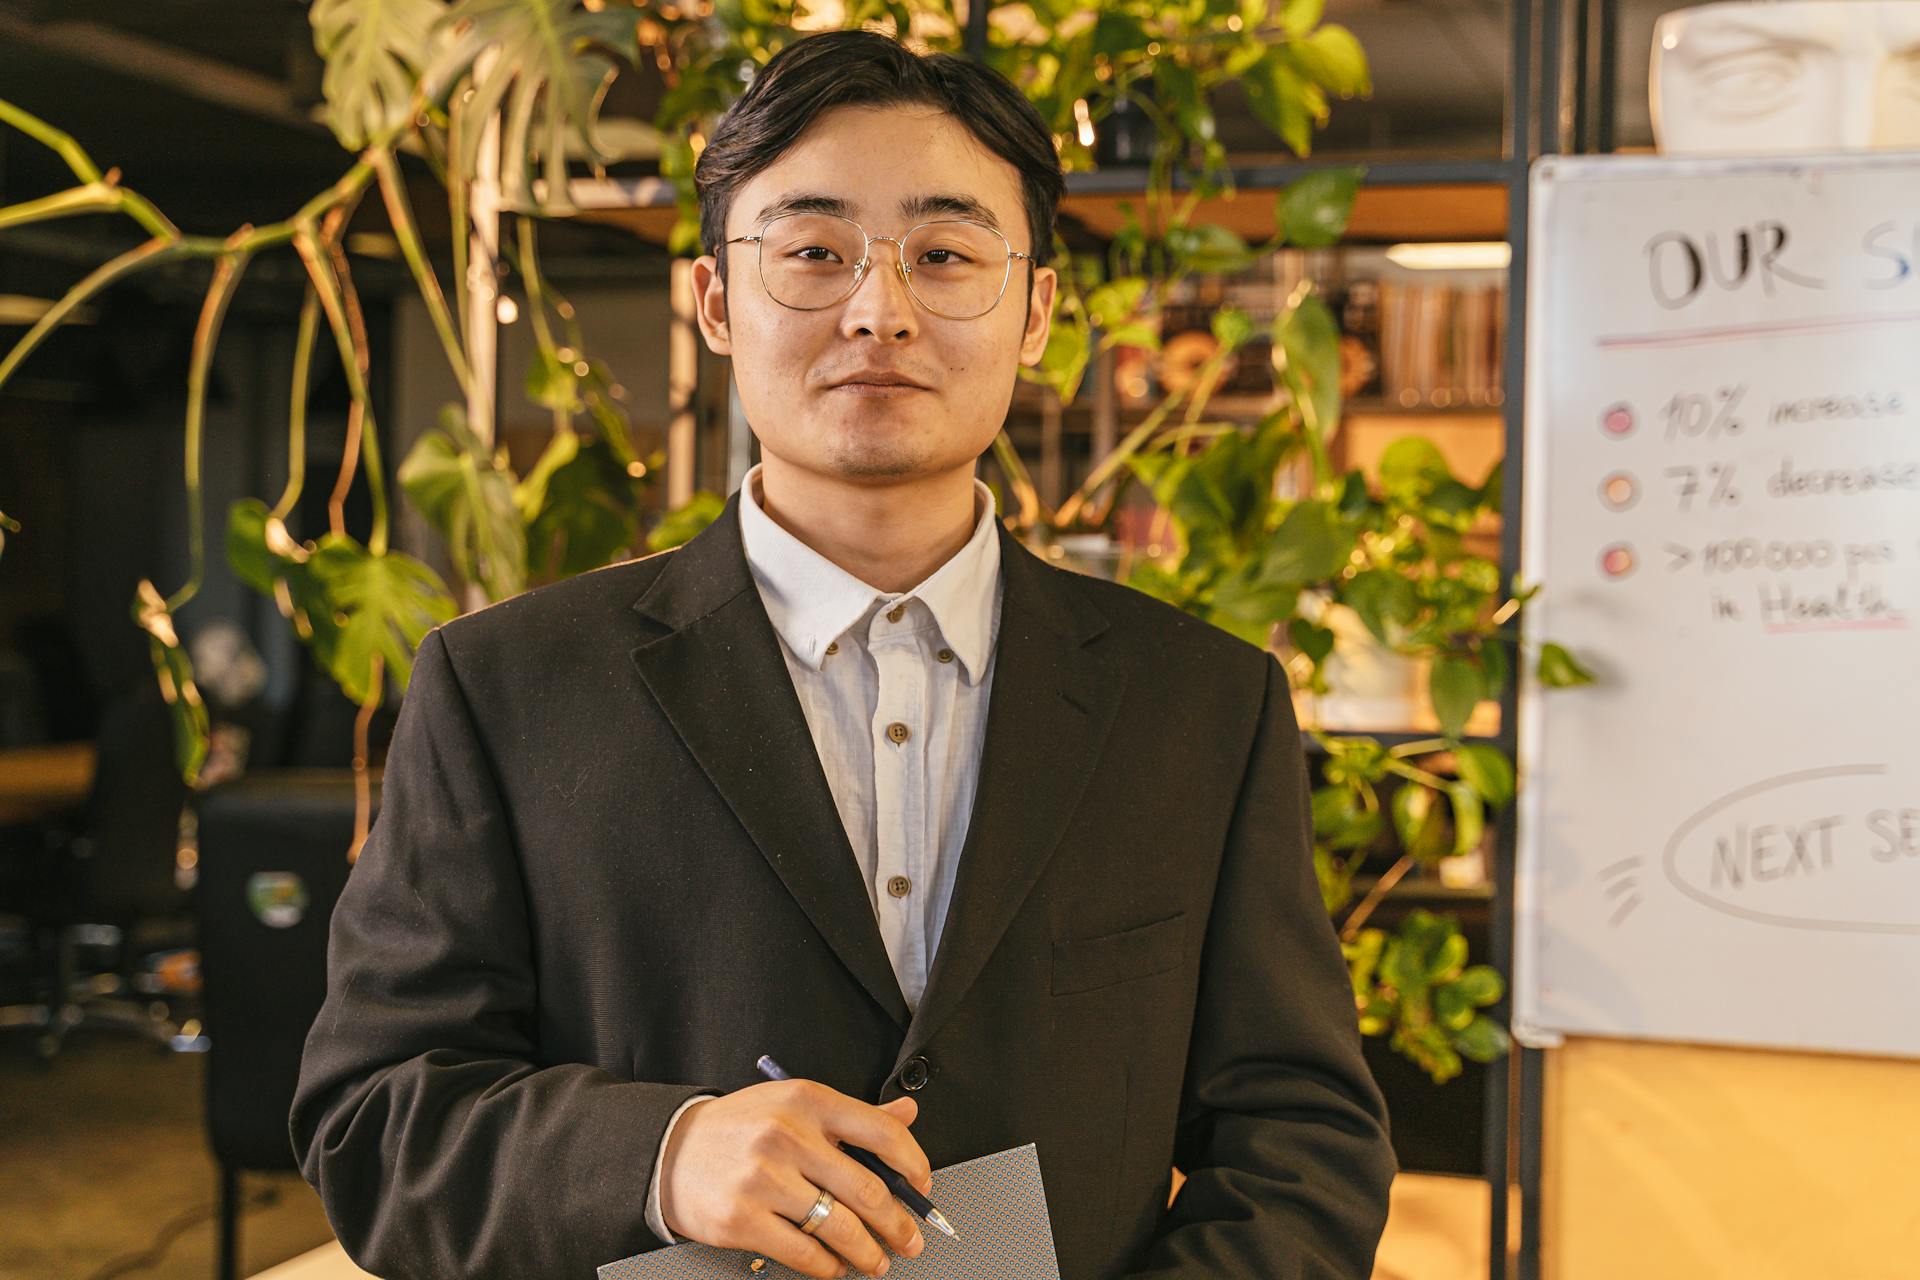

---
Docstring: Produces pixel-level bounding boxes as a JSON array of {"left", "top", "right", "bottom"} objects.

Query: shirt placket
[{"left": 867, "top": 595, "right": 931, "bottom": 1010}]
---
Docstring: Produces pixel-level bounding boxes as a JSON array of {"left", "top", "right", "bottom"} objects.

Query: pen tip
[{"left": 926, "top": 1210, "right": 956, "bottom": 1237}]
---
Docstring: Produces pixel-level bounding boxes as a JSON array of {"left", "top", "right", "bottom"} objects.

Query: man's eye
[
  {"left": 920, "top": 249, "right": 969, "bottom": 265},
  {"left": 793, "top": 246, "right": 841, "bottom": 262}
]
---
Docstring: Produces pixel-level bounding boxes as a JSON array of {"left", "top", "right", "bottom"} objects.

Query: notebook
[{"left": 597, "top": 1143, "right": 1061, "bottom": 1279}]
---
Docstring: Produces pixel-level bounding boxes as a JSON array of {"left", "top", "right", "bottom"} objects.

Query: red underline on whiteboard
[
  {"left": 1764, "top": 617, "right": 1909, "bottom": 634},
  {"left": 1597, "top": 311, "right": 1920, "bottom": 349}
]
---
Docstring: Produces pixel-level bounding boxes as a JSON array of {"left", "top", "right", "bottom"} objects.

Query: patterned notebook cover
[{"left": 597, "top": 1143, "right": 1060, "bottom": 1280}]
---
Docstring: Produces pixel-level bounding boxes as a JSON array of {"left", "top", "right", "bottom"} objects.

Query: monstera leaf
[
  {"left": 130, "top": 579, "right": 210, "bottom": 785},
  {"left": 430, "top": 0, "right": 642, "bottom": 211},
  {"left": 306, "top": 537, "right": 458, "bottom": 704},
  {"left": 310, "top": 0, "right": 451, "bottom": 149},
  {"left": 398, "top": 404, "right": 528, "bottom": 601}
]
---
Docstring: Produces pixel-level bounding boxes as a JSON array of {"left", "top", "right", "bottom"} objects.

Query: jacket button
[{"left": 898, "top": 1055, "right": 931, "bottom": 1091}]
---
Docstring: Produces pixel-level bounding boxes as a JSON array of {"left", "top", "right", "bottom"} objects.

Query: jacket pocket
[{"left": 1051, "top": 911, "right": 1187, "bottom": 996}]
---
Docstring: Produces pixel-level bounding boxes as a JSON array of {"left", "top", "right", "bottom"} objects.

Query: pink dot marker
[
  {"left": 1600, "top": 544, "right": 1636, "bottom": 578},
  {"left": 1601, "top": 403, "right": 1636, "bottom": 437}
]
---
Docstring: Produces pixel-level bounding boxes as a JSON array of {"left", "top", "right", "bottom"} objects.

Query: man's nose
[{"left": 839, "top": 237, "right": 919, "bottom": 339}]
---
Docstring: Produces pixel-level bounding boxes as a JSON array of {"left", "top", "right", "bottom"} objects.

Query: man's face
[{"left": 691, "top": 103, "right": 1057, "bottom": 485}]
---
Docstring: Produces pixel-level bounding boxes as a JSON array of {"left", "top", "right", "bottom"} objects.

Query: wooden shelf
[
  {"left": 1059, "top": 182, "right": 1507, "bottom": 246},
  {"left": 562, "top": 168, "right": 1510, "bottom": 249}
]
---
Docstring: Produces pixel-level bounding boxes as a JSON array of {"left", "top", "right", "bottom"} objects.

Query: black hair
[{"left": 694, "top": 30, "right": 1064, "bottom": 284}]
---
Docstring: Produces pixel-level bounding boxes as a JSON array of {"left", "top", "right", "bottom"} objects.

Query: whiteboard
[{"left": 1517, "top": 153, "right": 1920, "bottom": 1060}]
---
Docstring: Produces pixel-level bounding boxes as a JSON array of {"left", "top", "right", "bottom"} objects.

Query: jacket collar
[
  {"left": 736, "top": 462, "right": 1000, "bottom": 684},
  {"left": 628, "top": 485, "right": 1124, "bottom": 1063}
]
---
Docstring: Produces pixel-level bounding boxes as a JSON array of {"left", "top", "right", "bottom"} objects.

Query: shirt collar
[{"left": 737, "top": 461, "right": 1001, "bottom": 684}]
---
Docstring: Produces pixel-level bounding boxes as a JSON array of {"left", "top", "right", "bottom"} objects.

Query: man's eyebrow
[{"left": 748, "top": 191, "right": 1005, "bottom": 233}]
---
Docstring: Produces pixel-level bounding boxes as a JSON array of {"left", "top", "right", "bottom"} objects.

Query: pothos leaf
[
  {"left": 310, "top": 0, "right": 451, "bottom": 150},
  {"left": 1273, "top": 290, "right": 1342, "bottom": 438},
  {"left": 1428, "top": 653, "right": 1482, "bottom": 738},
  {"left": 1453, "top": 742, "right": 1516, "bottom": 809},
  {"left": 1539, "top": 640, "right": 1597, "bottom": 688},
  {"left": 1278, "top": 167, "right": 1361, "bottom": 249}
]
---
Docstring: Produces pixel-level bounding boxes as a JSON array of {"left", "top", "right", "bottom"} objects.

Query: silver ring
[{"left": 796, "top": 1187, "right": 835, "bottom": 1236}]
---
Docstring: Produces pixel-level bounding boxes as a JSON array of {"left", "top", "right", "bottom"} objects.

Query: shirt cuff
[{"left": 646, "top": 1093, "right": 719, "bottom": 1244}]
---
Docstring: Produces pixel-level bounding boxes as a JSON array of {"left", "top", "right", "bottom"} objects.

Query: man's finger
[
  {"left": 801, "top": 1144, "right": 924, "bottom": 1261},
  {"left": 824, "top": 1101, "right": 932, "bottom": 1192}
]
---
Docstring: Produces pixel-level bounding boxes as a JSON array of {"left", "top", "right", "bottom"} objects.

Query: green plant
[{"left": 0, "top": 0, "right": 1596, "bottom": 1079}]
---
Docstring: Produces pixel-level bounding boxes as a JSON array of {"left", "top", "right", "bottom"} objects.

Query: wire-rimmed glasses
[{"left": 724, "top": 212, "right": 1034, "bottom": 320}]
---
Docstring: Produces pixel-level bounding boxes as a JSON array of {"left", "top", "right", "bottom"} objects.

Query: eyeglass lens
[{"left": 755, "top": 213, "right": 1012, "bottom": 318}]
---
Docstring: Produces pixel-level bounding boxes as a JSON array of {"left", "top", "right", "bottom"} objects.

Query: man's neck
[{"left": 752, "top": 460, "right": 981, "bottom": 594}]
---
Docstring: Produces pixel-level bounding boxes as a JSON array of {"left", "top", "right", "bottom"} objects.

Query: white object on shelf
[{"left": 1652, "top": 0, "right": 1920, "bottom": 153}]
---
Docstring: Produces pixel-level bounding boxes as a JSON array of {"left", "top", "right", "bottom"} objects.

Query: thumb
[{"left": 881, "top": 1095, "right": 919, "bottom": 1123}]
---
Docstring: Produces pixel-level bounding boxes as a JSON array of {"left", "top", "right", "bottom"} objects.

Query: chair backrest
[
  {"left": 79, "top": 682, "right": 191, "bottom": 922},
  {"left": 196, "top": 769, "right": 376, "bottom": 1171}
]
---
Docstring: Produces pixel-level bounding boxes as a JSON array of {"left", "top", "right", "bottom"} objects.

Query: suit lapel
[
  {"left": 630, "top": 490, "right": 912, "bottom": 1031},
  {"left": 628, "top": 487, "right": 1126, "bottom": 1062},
  {"left": 897, "top": 524, "right": 1124, "bottom": 1062}
]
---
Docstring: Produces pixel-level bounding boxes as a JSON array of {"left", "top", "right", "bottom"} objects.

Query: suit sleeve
[
  {"left": 1121, "top": 650, "right": 1398, "bottom": 1278},
  {"left": 289, "top": 627, "right": 722, "bottom": 1279}
]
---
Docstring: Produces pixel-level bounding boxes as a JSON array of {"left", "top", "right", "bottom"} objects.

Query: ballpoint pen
[{"left": 755, "top": 1054, "right": 957, "bottom": 1238}]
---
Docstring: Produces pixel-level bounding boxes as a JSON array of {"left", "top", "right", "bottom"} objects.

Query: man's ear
[
  {"left": 689, "top": 254, "right": 732, "bottom": 356},
  {"left": 1018, "top": 265, "right": 1058, "bottom": 367}
]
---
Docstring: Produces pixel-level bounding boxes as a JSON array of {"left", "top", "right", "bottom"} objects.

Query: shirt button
[
  {"left": 886, "top": 722, "right": 910, "bottom": 744},
  {"left": 824, "top": 640, "right": 839, "bottom": 656},
  {"left": 936, "top": 648, "right": 954, "bottom": 663},
  {"left": 886, "top": 603, "right": 906, "bottom": 623},
  {"left": 887, "top": 875, "right": 912, "bottom": 898}
]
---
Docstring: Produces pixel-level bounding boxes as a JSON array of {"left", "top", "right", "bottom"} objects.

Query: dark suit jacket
[{"left": 290, "top": 487, "right": 1397, "bottom": 1279}]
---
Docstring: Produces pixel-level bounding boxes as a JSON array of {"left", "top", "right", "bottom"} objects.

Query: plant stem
[
  {"left": 1055, "top": 381, "right": 1191, "bottom": 528},
  {"left": 374, "top": 147, "right": 471, "bottom": 386},
  {"left": 0, "top": 98, "right": 104, "bottom": 183},
  {"left": 989, "top": 430, "right": 1042, "bottom": 530},
  {"left": 273, "top": 288, "right": 322, "bottom": 523},
  {"left": 295, "top": 205, "right": 389, "bottom": 557},
  {"left": 170, "top": 237, "right": 255, "bottom": 613},
  {"left": 347, "top": 652, "right": 382, "bottom": 864},
  {"left": 448, "top": 108, "right": 472, "bottom": 353},
  {"left": 1341, "top": 854, "right": 1414, "bottom": 943},
  {"left": 0, "top": 239, "right": 191, "bottom": 391}
]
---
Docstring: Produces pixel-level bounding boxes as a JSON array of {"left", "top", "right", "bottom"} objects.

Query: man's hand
[{"left": 657, "top": 1079, "right": 933, "bottom": 1278}]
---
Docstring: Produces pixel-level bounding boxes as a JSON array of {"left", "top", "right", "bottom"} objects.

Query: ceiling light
[{"left": 1384, "top": 242, "right": 1512, "bottom": 271}]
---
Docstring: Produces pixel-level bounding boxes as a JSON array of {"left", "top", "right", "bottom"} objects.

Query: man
[{"left": 291, "top": 29, "right": 1396, "bottom": 1280}]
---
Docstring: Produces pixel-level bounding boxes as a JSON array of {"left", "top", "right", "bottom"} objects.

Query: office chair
[
  {"left": 3, "top": 680, "right": 196, "bottom": 1059},
  {"left": 197, "top": 769, "right": 372, "bottom": 1280}
]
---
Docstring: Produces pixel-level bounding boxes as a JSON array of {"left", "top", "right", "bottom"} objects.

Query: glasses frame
[{"left": 724, "top": 212, "right": 1036, "bottom": 320}]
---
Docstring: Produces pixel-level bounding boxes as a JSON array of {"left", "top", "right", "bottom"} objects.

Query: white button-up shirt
[{"left": 645, "top": 461, "right": 1003, "bottom": 1243}]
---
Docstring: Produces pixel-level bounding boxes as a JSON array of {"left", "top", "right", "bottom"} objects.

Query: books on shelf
[
  {"left": 1377, "top": 275, "right": 1507, "bottom": 410},
  {"left": 1128, "top": 247, "right": 1507, "bottom": 413}
]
